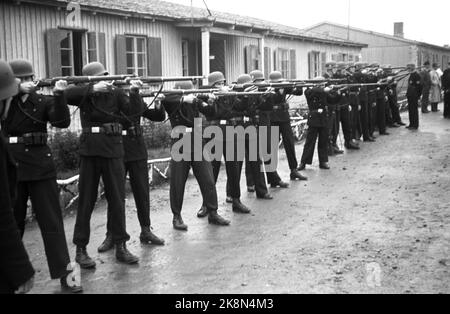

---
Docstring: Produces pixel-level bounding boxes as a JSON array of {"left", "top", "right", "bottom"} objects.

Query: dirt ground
[{"left": 24, "top": 109, "right": 450, "bottom": 294}]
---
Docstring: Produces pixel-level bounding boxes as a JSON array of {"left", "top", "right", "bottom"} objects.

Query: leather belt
[
  {"left": 82, "top": 123, "right": 123, "bottom": 136},
  {"left": 6, "top": 132, "right": 48, "bottom": 146}
]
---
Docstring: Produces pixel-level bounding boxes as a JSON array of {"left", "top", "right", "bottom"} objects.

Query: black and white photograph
[{"left": 0, "top": 0, "right": 449, "bottom": 299}]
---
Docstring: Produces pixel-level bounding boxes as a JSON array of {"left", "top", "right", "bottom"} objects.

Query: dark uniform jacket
[
  {"left": 407, "top": 72, "right": 423, "bottom": 98},
  {"left": 0, "top": 135, "right": 35, "bottom": 293},
  {"left": 266, "top": 87, "right": 303, "bottom": 122},
  {"left": 420, "top": 70, "right": 431, "bottom": 90},
  {"left": 1, "top": 91, "right": 70, "bottom": 182},
  {"left": 162, "top": 95, "right": 213, "bottom": 129},
  {"left": 122, "top": 91, "right": 166, "bottom": 163},
  {"left": 442, "top": 69, "right": 450, "bottom": 91},
  {"left": 305, "top": 88, "right": 341, "bottom": 128},
  {"left": 65, "top": 85, "right": 132, "bottom": 159}
]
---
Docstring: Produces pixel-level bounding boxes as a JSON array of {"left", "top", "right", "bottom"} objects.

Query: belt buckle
[
  {"left": 92, "top": 127, "right": 101, "bottom": 134},
  {"left": 220, "top": 120, "right": 227, "bottom": 125},
  {"left": 244, "top": 116, "right": 250, "bottom": 123},
  {"left": 185, "top": 127, "right": 193, "bottom": 133},
  {"left": 122, "top": 131, "right": 128, "bottom": 136},
  {"left": 9, "top": 137, "right": 18, "bottom": 144}
]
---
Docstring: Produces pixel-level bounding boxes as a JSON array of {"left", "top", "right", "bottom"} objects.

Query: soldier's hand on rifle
[
  {"left": 129, "top": 80, "right": 144, "bottom": 91},
  {"left": 93, "top": 81, "right": 111, "bottom": 93},
  {"left": 19, "top": 81, "right": 36, "bottom": 94},
  {"left": 53, "top": 80, "right": 68, "bottom": 92},
  {"left": 181, "top": 94, "right": 196, "bottom": 104},
  {"left": 324, "top": 87, "right": 332, "bottom": 93},
  {"left": 244, "top": 86, "right": 259, "bottom": 93}
]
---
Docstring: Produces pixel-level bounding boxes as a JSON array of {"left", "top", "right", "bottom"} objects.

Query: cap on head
[
  {"left": 9, "top": 59, "right": 35, "bottom": 78},
  {"left": 0, "top": 60, "right": 20, "bottom": 100},
  {"left": 325, "top": 61, "right": 337, "bottom": 69},
  {"left": 208, "top": 71, "right": 226, "bottom": 87},
  {"left": 336, "top": 62, "right": 346, "bottom": 70},
  {"left": 249, "top": 70, "right": 265, "bottom": 82},
  {"left": 174, "top": 81, "right": 194, "bottom": 90},
  {"left": 82, "top": 62, "right": 108, "bottom": 76},
  {"left": 269, "top": 71, "right": 283, "bottom": 83},
  {"left": 423, "top": 61, "right": 430, "bottom": 66},
  {"left": 236, "top": 74, "right": 252, "bottom": 85}
]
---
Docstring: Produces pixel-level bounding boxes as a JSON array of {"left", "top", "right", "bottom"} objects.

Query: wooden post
[{"left": 201, "top": 28, "right": 211, "bottom": 85}]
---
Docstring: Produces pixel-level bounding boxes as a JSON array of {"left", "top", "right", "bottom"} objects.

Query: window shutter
[
  {"left": 289, "top": 49, "right": 296, "bottom": 79},
  {"left": 308, "top": 52, "right": 314, "bottom": 79},
  {"left": 98, "top": 32, "right": 106, "bottom": 68},
  {"left": 188, "top": 41, "right": 197, "bottom": 76},
  {"left": 274, "top": 49, "right": 279, "bottom": 71},
  {"left": 115, "top": 35, "right": 127, "bottom": 75},
  {"left": 264, "top": 47, "right": 271, "bottom": 79},
  {"left": 45, "top": 29, "right": 68, "bottom": 77},
  {"left": 321, "top": 52, "right": 327, "bottom": 76},
  {"left": 147, "top": 37, "right": 162, "bottom": 76},
  {"left": 245, "top": 45, "right": 251, "bottom": 73}
]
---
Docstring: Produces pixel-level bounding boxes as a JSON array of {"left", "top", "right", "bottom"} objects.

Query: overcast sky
[{"left": 165, "top": 0, "right": 449, "bottom": 46}]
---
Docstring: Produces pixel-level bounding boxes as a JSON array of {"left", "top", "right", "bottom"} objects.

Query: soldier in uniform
[
  {"left": 420, "top": 61, "right": 432, "bottom": 114},
  {"left": 354, "top": 62, "right": 376, "bottom": 142},
  {"left": 384, "top": 65, "right": 405, "bottom": 128},
  {"left": 265, "top": 71, "right": 307, "bottom": 188},
  {"left": 442, "top": 62, "right": 450, "bottom": 119},
  {"left": 373, "top": 64, "right": 390, "bottom": 136},
  {"left": 322, "top": 62, "right": 342, "bottom": 155},
  {"left": 198, "top": 72, "right": 252, "bottom": 215},
  {"left": 2, "top": 59, "right": 82, "bottom": 293},
  {"left": 161, "top": 81, "right": 230, "bottom": 230},
  {"left": 97, "top": 81, "right": 166, "bottom": 253},
  {"left": 333, "top": 62, "right": 359, "bottom": 150},
  {"left": 65, "top": 62, "right": 139, "bottom": 268},
  {"left": 298, "top": 85, "right": 342, "bottom": 171},
  {"left": 230, "top": 74, "right": 273, "bottom": 201},
  {"left": 0, "top": 60, "right": 35, "bottom": 294},
  {"left": 406, "top": 63, "right": 423, "bottom": 130}
]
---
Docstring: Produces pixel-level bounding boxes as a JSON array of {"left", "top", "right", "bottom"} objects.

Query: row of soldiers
[{"left": 0, "top": 57, "right": 421, "bottom": 294}]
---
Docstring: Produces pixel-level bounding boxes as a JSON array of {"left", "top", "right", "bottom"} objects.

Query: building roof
[
  {"left": 32, "top": 0, "right": 366, "bottom": 48},
  {"left": 304, "top": 21, "right": 450, "bottom": 52}
]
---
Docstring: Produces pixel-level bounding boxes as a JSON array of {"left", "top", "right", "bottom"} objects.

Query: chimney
[{"left": 394, "top": 22, "right": 404, "bottom": 38}]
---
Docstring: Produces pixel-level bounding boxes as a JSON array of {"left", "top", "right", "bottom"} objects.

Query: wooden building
[
  {"left": 1, "top": 0, "right": 365, "bottom": 132},
  {"left": 304, "top": 22, "right": 450, "bottom": 68}
]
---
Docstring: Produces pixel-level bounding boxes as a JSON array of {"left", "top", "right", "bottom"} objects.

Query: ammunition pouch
[
  {"left": 83, "top": 123, "right": 123, "bottom": 136},
  {"left": 123, "top": 125, "right": 143, "bottom": 138}
]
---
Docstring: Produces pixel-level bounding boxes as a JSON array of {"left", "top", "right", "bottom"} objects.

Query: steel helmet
[
  {"left": 9, "top": 59, "right": 35, "bottom": 78},
  {"left": 82, "top": 62, "right": 109, "bottom": 76},
  {"left": 325, "top": 61, "right": 337, "bottom": 69},
  {"left": 208, "top": 71, "right": 226, "bottom": 86},
  {"left": 236, "top": 74, "right": 252, "bottom": 85},
  {"left": 0, "top": 60, "right": 20, "bottom": 100},
  {"left": 268, "top": 71, "right": 283, "bottom": 83},
  {"left": 249, "top": 70, "right": 265, "bottom": 82},
  {"left": 174, "top": 81, "right": 194, "bottom": 90}
]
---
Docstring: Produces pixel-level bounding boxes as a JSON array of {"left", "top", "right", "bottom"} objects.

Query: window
[
  {"left": 87, "top": 33, "right": 98, "bottom": 63},
  {"left": 60, "top": 32, "right": 74, "bottom": 76},
  {"left": 309, "top": 51, "right": 321, "bottom": 79},
  {"left": 245, "top": 45, "right": 260, "bottom": 73},
  {"left": 126, "top": 36, "right": 147, "bottom": 76},
  {"left": 275, "top": 48, "right": 290, "bottom": 79},
  {"left": 182, "top": 40, "right": 189, "bottom": 76}
]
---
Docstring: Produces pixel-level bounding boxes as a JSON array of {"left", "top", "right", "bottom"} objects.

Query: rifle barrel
[{"left": 36, "top": 75, "right": 136, "bottom": 87}]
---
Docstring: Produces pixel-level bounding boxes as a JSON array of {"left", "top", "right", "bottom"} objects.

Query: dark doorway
[{"left": 210, "top": 39, "right": 226, "bottom": 76}]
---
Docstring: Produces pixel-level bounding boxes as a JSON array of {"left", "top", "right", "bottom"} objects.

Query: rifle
[
  {"left": 140, "top": 90, "right": 270, "bottom": 98},
  {"left": 114, "top": 76, "right": 205, "bottom": 86},
  {"left": 35, "top": 74, "right": 137, "bottom": 87},
  {"left": 242, "top": 82, "right": 320, "bottom": 89},
  {"left": 289, "top": 79, "right": 347, "bottom": 84}
]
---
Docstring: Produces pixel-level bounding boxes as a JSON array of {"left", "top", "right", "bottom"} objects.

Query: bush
[
  {"left": 142, "top": 121, "right": 172, "bottom": 150},
  {"left": 49, "top": 131, "right": 80, "bottom": 173}
]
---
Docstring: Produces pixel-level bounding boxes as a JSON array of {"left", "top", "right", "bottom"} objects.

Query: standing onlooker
[
  {"left": 442, "top": 62, "right": 450, "bottom": 119},
  {"left": 430, "top": 63, "right": 442, "bottom": 112},
  {"left": 406, "top": 63, "right": 423, "bottom": 130},
  {"left": 420, "top": 61, "right": 432, "bottom": 113}
]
